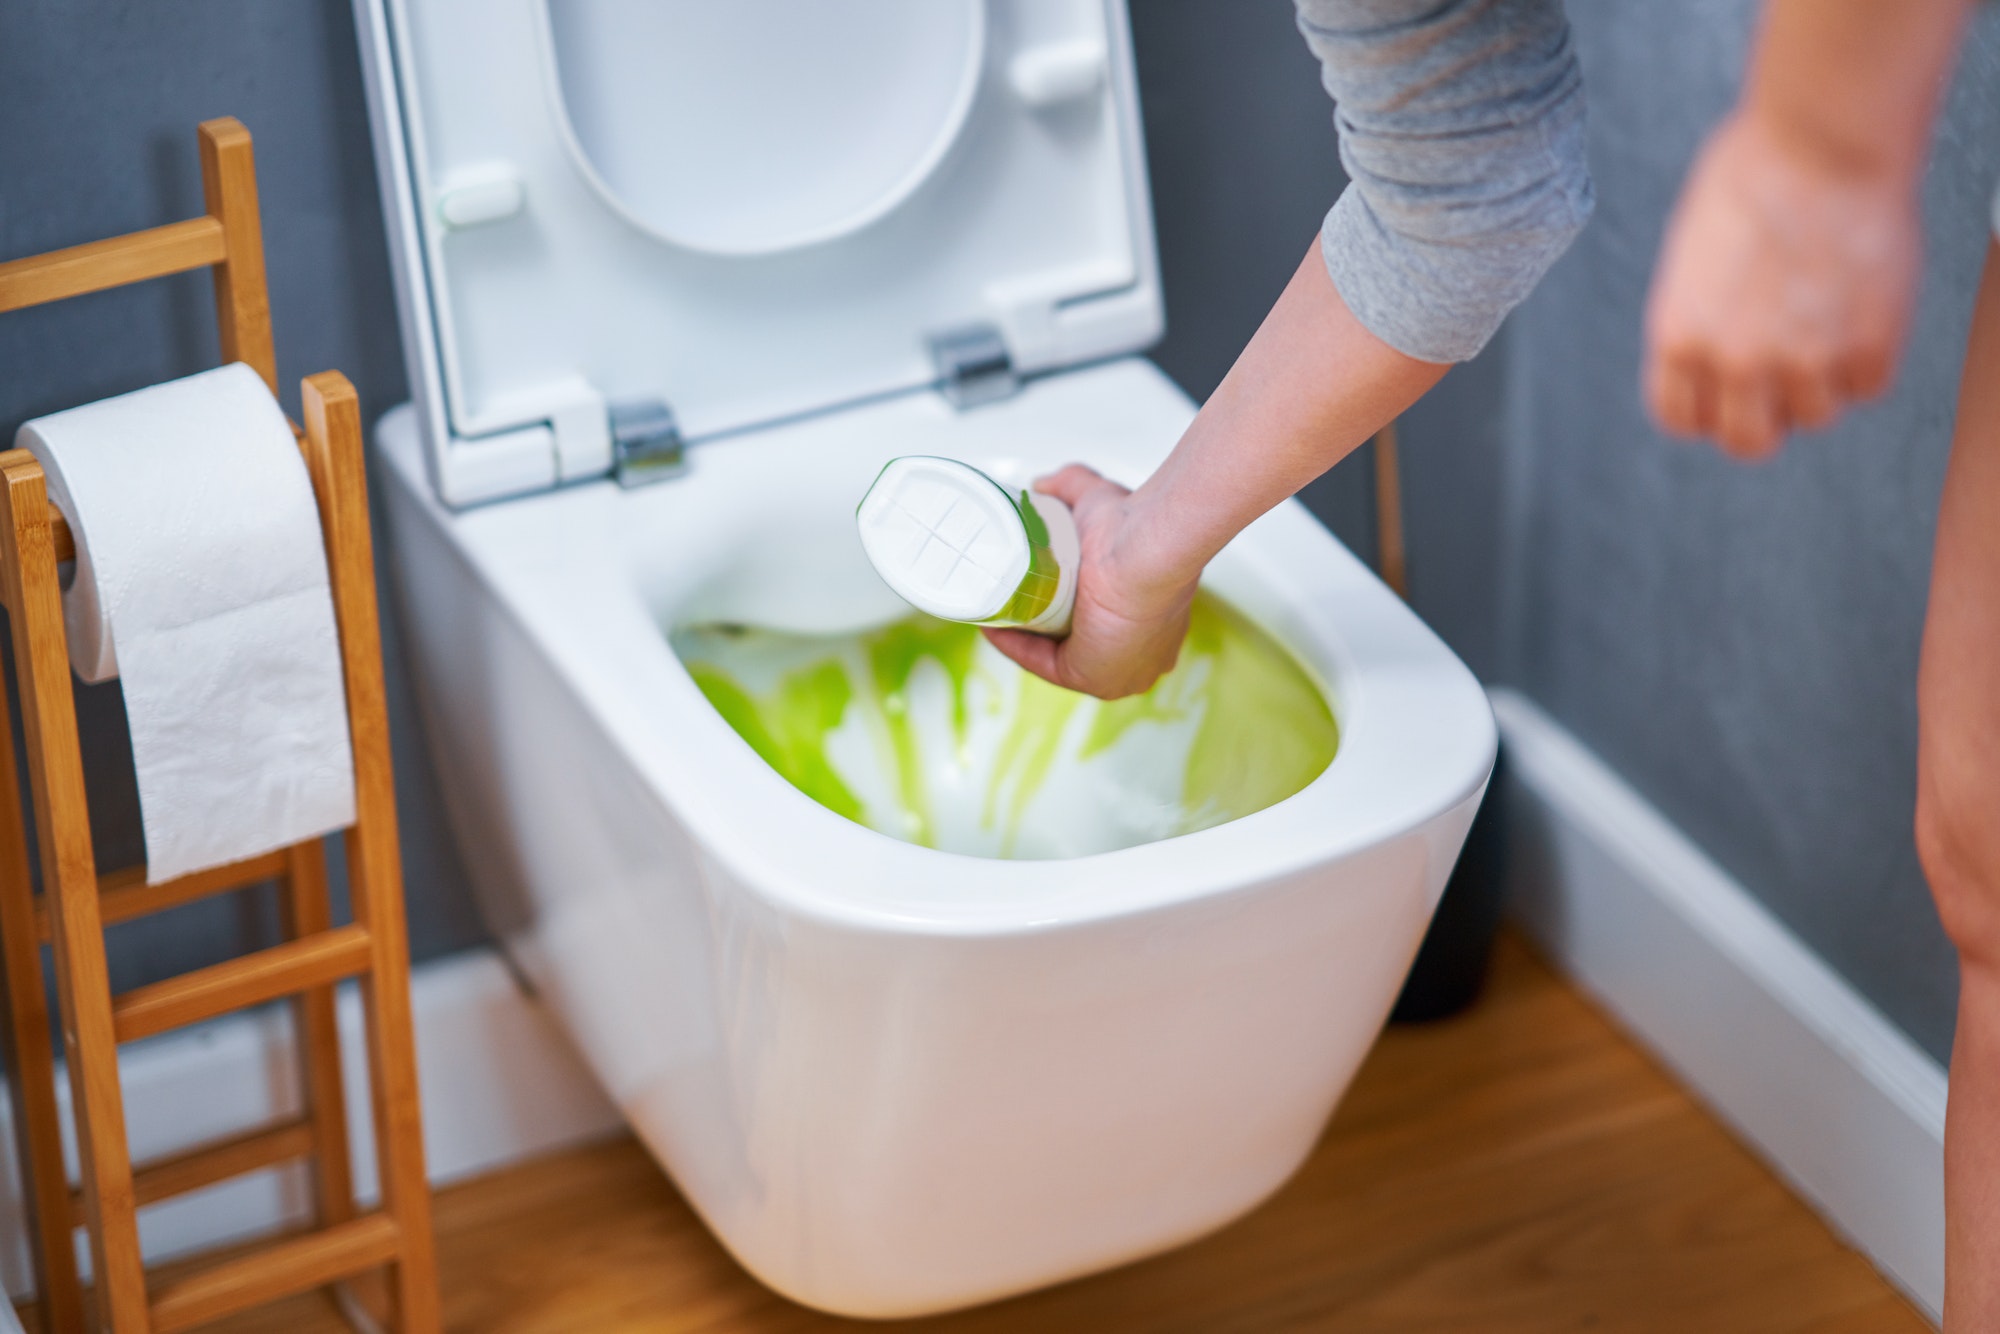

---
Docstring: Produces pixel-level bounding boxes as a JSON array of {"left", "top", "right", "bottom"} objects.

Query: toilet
[{"left": 354, "top": 0, "right": 1495, "bottom": 1318}]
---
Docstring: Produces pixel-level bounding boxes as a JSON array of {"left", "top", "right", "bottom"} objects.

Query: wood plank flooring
[{"left": 169, "top": 933, "right": 1931, "bottom": 1331}]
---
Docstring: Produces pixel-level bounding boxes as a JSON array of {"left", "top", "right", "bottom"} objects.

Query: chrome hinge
[
  {"left": 608, "top": 398, "right": 687, "bottom": 487},
  {"left": 929, "top": 323, "right": 1018, "bottom": 409}
]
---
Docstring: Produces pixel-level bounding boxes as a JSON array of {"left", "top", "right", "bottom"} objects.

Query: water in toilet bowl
[{"left": 670, "top": 591, "right": 1337, "bottom": 859}]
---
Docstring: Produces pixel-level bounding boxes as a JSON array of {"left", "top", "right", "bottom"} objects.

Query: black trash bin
[{"left": 1390, "top": 741, "right": 1509, "bottom": 1023}]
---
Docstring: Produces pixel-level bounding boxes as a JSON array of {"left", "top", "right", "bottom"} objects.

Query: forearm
[
  {"left": 1114, "top": 0, "right": 1592, "bottom": 595},
  {"left": 1742, "top": 0, "right": 1972, "bottom": 184},
  {"left": 992, "top": 0, "right": 1593, "bottom": 698},
  {"left": 1119, "top": 247, "right": 1446, "bottom": 595}
]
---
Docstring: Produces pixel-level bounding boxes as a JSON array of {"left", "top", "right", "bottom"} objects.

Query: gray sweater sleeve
[{"left": 1296, "top": 0, "right": 1593, "bottom": 362}]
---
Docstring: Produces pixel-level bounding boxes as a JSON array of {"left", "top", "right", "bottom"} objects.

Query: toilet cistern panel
[{"left": 354, "top": 0, "right": 1165, "bottom": 507}]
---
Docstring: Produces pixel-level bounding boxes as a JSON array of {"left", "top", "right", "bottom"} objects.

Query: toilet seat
[{"left": 355, "top": 0, "right": 1162, "bottom": 507}]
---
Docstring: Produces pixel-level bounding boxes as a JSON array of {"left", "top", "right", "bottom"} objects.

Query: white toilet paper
[{"left": 17, "top": 362, "right": 357, "bottom": 884}]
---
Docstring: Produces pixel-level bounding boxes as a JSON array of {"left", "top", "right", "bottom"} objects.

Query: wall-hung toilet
[{"left": 355, "top": 0, "right": 1495, "bottom": 1317}]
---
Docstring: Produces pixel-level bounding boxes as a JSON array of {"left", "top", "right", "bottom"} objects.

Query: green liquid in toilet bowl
[{"left": 671, "top": 591, "right": 1338, "bottom": 860}]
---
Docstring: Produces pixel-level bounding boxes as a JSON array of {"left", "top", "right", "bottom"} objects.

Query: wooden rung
[
  {"left": 69, "top": 1118, "right": 316, "bottom": 1225},
  {"left": 0, "top": 216, "right": 228, "bottom": 315},
  {"left": 34, "top": 847, "right": 292, "bottom": 939},
  {"left": 97, "top": 848, "right": 293, "bottom": 927},
  {"left": 147, "top": 1212, "right": 400, "bottom": 1334},
  {"left": 45, "top": 501, "right": 73, "bottom": 564},
  {"left": 112, "top": 924, "right": 372, "bottom": 1043}
]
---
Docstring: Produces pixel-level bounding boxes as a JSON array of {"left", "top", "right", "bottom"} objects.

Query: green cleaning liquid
[{"left": 671, "top": 591, "right": 1338, "bottom": 860}]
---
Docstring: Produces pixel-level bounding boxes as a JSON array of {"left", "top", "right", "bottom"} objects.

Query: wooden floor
[{"left": 172, "top": 933, "right": 1924, "bottom": 1332}]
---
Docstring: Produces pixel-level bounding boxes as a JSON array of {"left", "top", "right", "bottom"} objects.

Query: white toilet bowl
[
  {"left": 375, "top": 358, "right": 1491, "bottom": 1315},
  {"left": 355, "top": 0, "right": 1494, "bottom": 1314}
]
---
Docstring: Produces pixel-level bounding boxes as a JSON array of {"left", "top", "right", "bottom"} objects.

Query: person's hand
[
  {"left": 1643, "top": 110, "right": 1923, "bottom": 459},
  {"left": 983, "top": 464, "right": 1199, "bottom": 700}
]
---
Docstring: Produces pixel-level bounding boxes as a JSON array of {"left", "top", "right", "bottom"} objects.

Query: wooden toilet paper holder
[{"left": 0, "top": 119, "right": 440, "bottom": 1333}]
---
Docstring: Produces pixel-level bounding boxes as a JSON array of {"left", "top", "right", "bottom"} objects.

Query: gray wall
[
  {"left": 0, "top": 1, "right": 483, "bottom": 990},
  {"left": 1495, "top": 2, "right": 2000, "bottom": 1063},
  {"left": 1124, "top": 0, "right": 1993, "bottom": 1064},
  {"left": 0, "top": 1, "right": 1980, "bottom": 1065}
]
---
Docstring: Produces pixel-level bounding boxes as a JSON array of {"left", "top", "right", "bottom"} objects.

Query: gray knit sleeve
[{"left": 1296, "top": 0, "right": 1594, "bottom": 363}]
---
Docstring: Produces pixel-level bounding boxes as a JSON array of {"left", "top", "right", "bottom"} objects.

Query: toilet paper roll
[{"left": 17, "top": 362, "right": 357, "bottom": 884}]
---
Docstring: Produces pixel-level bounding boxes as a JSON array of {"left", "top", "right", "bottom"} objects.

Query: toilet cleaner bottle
[{"left": 856, "top": 456, "right": 1078, "bottom": 637}]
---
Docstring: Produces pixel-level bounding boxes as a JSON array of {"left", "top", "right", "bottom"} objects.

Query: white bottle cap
[{"left": 856, "top": 456, "right": 1076, "bottom": 634}]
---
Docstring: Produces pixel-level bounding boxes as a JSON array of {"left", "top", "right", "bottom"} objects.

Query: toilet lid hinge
[
  {"left": 929, "top": 323, "right": 1018, "bottom": 409},
  {"left": 610, "top": 398, "right": 688, "bottom": 487}
]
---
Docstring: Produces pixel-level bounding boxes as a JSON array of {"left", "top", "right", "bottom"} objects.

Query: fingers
[
  {"left": 1645, "top": 350, "right": 1717, "bottom": 440},
  {"left": 1647, "top": 348, "right": 1856, "bottom": 459},
  {"left": 983, "top": 627, "right": 1065, "bottom": 686},
  {"left": 1714, "top": 371, "right": 1784, "bottom": 460},
  {"left": 1836, "top": 341, "right": 1897, "bottom": 403},
  {"left": 1033, "top": 463, "right": 1127, "bottom": 509},
  {"left": 984, "top": 623, "right": 1174, "bottom": 700},
  {"left": 983, "top": 627, "right": 1169, "bottom": 700},
  {"left": 1778, "top": 361, "right": 1840, "bottom": 433}
]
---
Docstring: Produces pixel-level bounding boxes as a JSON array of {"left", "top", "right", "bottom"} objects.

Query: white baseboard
[
  {"left": 1492, "top": 687, "right": 1949, "bottom": 1324},
  {"left": 0, "top": 947, "right": 624, "bottom": 1300}
]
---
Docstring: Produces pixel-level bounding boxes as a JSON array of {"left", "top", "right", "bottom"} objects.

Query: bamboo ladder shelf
[{"left": 0, "top": 118, "right": 439, "bottom": 1333}]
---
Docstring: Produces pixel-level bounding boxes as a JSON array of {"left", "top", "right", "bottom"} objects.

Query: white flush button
[
  {"left": 436, "top": 163, "right": 526, "bottom": 229},
  {"left": 1008, "top": 39, "right": 1107, "bottom": 109}
]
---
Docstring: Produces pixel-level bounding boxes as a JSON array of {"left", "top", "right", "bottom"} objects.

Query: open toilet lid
[{"left": 355, "top": 0, "right": 1163, "bottom": 508}]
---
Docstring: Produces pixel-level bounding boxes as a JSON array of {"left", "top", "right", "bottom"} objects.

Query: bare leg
[{"left": 1917, "top": 240, "right": 2000, "bottom": 1330}]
